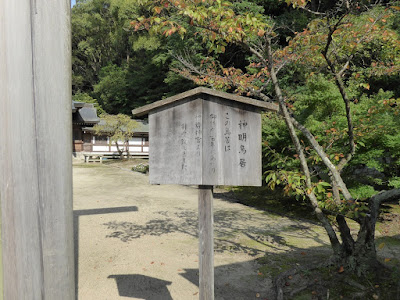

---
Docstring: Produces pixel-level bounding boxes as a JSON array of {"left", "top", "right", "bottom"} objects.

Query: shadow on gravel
[
  {"left": 74, "top": 206, "right": 139, "bottom": 300},
  {"left": 103, "top": 209, "right": 328, "bottom": 256},
  {"left": 103, "top": 210, "right": 275, "bottom": 256},
  {"left": 108, "top": 274, "right": 172, "bottom": 299},
  {"left": 180, "top": 260, "right": 272, "bottom": 300}
]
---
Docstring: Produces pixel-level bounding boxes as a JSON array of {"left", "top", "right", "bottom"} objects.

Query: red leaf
[{"left": 154, "top": 6, "right": 162, "bottom": 14}]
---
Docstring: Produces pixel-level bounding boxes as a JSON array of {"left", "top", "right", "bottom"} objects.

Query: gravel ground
[{"left": 73, "top": 163, "right": 332, "bottom": 300}]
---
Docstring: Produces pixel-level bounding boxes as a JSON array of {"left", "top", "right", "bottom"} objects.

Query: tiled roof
[{"left": 72, "top": 102, "right": 100, "bottom": 124}]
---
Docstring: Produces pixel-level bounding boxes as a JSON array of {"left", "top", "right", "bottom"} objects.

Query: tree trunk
[
  {"left": 333, "top": 215, "right": 379, "bottom": 276},
  {"left": 125, "top": 140, "right": 130, "bottom": 159},
  {"left": 115, "top": 141, "right": 123, "bottom": 159}
]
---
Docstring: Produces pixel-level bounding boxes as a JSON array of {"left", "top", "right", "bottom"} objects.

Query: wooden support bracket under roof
[{"left": 132, "top": 87, "right": 279, "bottom": 117}]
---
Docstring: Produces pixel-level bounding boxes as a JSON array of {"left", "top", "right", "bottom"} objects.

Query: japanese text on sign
[
  {"left": 238, "top": 119, "right": 248, "bottom": 168},
  {"left": 224, "top": 112, "right": 231, "bottom": 152},
  {"left": 195, "top": 114, "right": 202, "bottom": 157},
  {"left": 209, "top": 114, "right": 217, "bottom": 173},
  {"left": 180, "top": 122, "right": 188, "bottom": 171}
]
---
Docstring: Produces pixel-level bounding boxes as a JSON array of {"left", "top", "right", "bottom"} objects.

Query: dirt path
[{"left": 73, "top": 163, "right": 332, "bottom": 299}]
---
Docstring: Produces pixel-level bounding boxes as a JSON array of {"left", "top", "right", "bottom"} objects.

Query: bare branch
[
  {"left": 299, "top": 6, "right": 327, "bottom": 16},
  {"left": 370, "top": 188, "right": 400, "bottom": 205}
]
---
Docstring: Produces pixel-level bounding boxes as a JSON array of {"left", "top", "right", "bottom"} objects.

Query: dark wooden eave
[{"left": 132, "top": 87, "right": 279, "bottom": 117}]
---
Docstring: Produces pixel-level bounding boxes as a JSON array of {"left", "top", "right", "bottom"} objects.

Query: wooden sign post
[
  {"left": 132, "top": 87, "right": 277, "bottom": 299},
  {"left": 0, "top": 0, "right": 74, "bottom": 298}
]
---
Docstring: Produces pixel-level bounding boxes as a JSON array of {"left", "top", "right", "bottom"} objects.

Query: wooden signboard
[
  {"left": 132, "top": 87, "right": 278, "bottom": 299},
  {"left": 133, "top": 87, "right": 278, "bottom": 186}
]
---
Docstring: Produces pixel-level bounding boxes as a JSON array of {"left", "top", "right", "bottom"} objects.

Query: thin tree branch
[
  {"left": 265, "top": 37, "right": 341, "bottom": 253},
  {"left": 289, "top": 116, "right": 353, "bottom": 201},
  {"left": 322, "top": 15, "right": 356, "bottom": 172}
]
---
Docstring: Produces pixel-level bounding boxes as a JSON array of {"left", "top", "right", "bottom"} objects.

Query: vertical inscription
[
  {"left": 180, "top": 122, "right": 188, "bottom": 171},
  {"left": 209, "top": 113, "right": 217, "bottom": 173},
  {"left": 238, "top": 119, "right": 248, "bottom": 168},
  {"left": 224, "top": 112, "right": 231, "bottom": 152},
  {"left": 195, "top": 114, "right": 202, "bottom": 157}
]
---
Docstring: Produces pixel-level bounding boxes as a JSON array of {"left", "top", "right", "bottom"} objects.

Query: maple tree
[{"left": 132, "top": 0, "right": 400, "bottom": 276}]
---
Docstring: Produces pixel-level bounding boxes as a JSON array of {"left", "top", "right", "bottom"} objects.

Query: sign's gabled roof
[{"left": 132, "top": 87, "right": 278, "bottom": 117}]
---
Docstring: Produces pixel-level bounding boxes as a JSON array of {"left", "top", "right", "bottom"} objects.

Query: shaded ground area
[{"left": 73, "top": 161, "right": 400, "bottom": 299}]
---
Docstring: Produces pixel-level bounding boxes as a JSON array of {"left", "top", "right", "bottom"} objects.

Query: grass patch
[
  {"left": 258, "top": 248, "right": 400, "bottom": 299},
  {"left": 378, "top": 236, "right": 400, "bottom": 247},
  {"left": 291, "top": 264, "right": 400, "bottom": 300},
  {"left": 257, "top": 254, "right": 300, "bottom": 277},
  {"left": 131, "top": 163, "right": 149, "bottom": 174}
]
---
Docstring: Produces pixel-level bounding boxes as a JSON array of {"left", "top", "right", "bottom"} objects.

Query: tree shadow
[
  {"left": 108, "top": 274, "right": 172, "bottom": 299},
  {"left": 212, "top": 190, "right": 319, "bottom": 224},
  {"left": 74, "top": 206, "right": 138, "bottom": 299},
  {"left": 103, "top": 207, "right": 330, "bottom": 257}
]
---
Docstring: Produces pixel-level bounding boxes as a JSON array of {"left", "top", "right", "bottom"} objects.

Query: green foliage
[
  {"left": 72, "top": 0, "right": 196, "bottom": 114},
  {"left": 72, "top": 0, "right": 400, "bottom": 229},
  {"left": 388, "top": 177, "right": 400, "bottom": 189},
  {"left": 94, "top": 65, "right": 129, "bottom": 114},
  {"left": 294, "top": 74, "right": 345, "bottom": 121},
  {"left": 348, "top": 184, "right": 377, "bottom": 200},
  {"left": 265, "top": 170, "right": 306, "bottom": 196},
  {"left": 102, "top": 0, "right": 400, "bottom": 275},
  {"left": 131, "top": 163, "right": 149, "bottom": 173},
  {"left": 72, "top": 0, "right": 136, "bottom": 92},
  {"left": 72, "top": 92, "right": 106, "bottom": 115},
  {"left": 264, "top": 73, "right": 400, "bottom": 204},
  {"left": 114, "top": 0, "right": 400, "bottom": 279}
]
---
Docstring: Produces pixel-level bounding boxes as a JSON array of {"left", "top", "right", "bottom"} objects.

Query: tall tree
[
  {"left": 72, "top": 0, "right": 195, "bottom": 114},
  {"left": 133, "top": 0, "right": 400, "bottom": 275}
]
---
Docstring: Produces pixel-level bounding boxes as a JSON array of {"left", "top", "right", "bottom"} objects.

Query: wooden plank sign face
[{"left": 149, "top": 95, "right": 262, "bottom": 186}]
